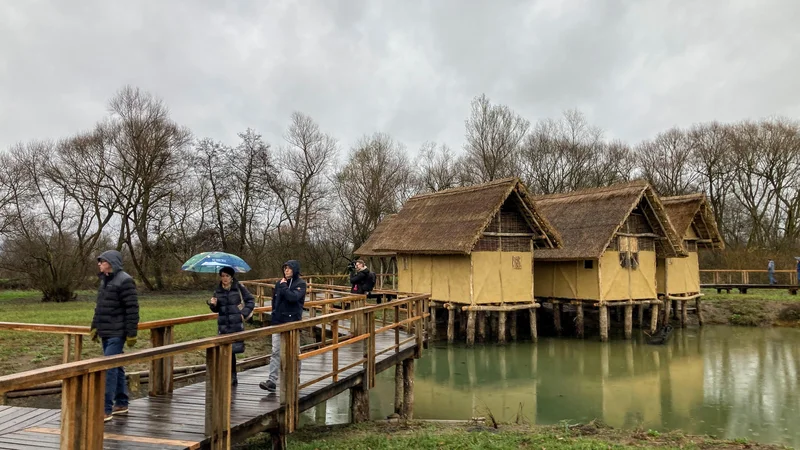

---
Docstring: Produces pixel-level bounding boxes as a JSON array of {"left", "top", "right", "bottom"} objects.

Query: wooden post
[
  {"left": 478, "top": 311, "right": 486, "bottom": 342},
  {"left": 624, "top": 304, "right": 633, "bottom": 340},
  {"left": 279, "top": 329, "right": 300, "bottom": 434},
  {"left": 576, "top": 302, "right": 584, "bottom": 339},
  {"left": 63, "top": 335, "right": 72, "bottom": 364},
  {"left": 447, "top": 306, "right": 455, "bottom": 343},
  {"left": 149, "top": 326, "right": 174, "bottom": 396},
  {"left": 637, "top": 304, "right": 644, "bottom": 328},
  {"left": 315, "top": 401, "right": 327, "bottom": 424},
  {"left": 429, "top": 303, "right": 437, "bottom": 340},
  {"left": 204, "top": 344, "right": 232, "bottom": 450},
  {"left": 350, "top": 383, "right": 370, "bottom": 423},
  {"left": 466, "top": 310, "right": 476, "bottom": 346},
  {"left": 650, "top": 304, "right": 660, "bottom": 334},
  {"left": 696, "top": 297, "right": 704, "bottom": 326},
  {"left": 459, "top": 309, "right": 467, "bottom": 337},
  {"left": 672, "top": 300, "right": 679, "bottom": 319},
  {"left": 498, "top": 311, "right": 507, "bottom": 344},
  {"left": 60, "top": 371, "right": 105, "bottom": 450},
  {"left": 529, "top": 308, "right": 538, "bottom": 342},
  {"left": 367, "top": 311, "right": 377, "bottom": 384},
  {"left": 553, "top": 302, "right": 562, "bottom": 336},
  {"left": 509, "top": 310, "right": 518, "bottom": 341},
  {"left": 394, "top": 364, "right": 403, "bottom": 415},
  {"left": 680, "top": 300, "right": 687, "bottom": 328},
  {"left": 401, "top": 358, "right": 414, "bottom": 419},
  {"left": 599, "top": 304, "right": 609, "bottom": 342}
]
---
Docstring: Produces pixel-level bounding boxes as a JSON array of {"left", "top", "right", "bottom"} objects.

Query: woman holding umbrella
[{"left": 208, "top": 266, "right": 255, "bottom": 386}]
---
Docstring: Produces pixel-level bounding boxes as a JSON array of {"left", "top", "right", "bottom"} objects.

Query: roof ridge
[
  {"left": 410, "top": 177, "right": 518, "bottom": 200},
  {"left": 533, "top": 180, "right": 649, "bottom": 202},
  {"left": 661, "top": 193, "right": 705, "bottom": 204}
]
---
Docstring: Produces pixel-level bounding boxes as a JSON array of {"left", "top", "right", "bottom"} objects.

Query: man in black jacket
[
  {"left": 349, "top": 260, "right": 375, "bottom": 295},
  {"left": 260, "top": 260, "right": 306, "bottom": 393},
  {"left": 90, "top": 250, "right": 139, "bottom": 422}
]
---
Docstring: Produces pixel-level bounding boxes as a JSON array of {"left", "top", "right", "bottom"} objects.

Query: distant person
[
  {"left": 90, "top": 250, "right": 139, "bottom": 423},
  {"left": 260, "top": 260, "right": 306, "bottom": 393},
  {"left": 349, "top": 259, "right": 376, "bottom": 295},
  {"left": 208, "top": 266, "right": 255, "bottom": 387},
  {"left": 768, "top": 259, "right": 776, "bottom": 285}
]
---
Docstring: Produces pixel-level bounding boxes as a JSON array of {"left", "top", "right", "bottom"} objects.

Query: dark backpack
[{"left": 364, "top": 271, "right": 376, "bottom": 292}]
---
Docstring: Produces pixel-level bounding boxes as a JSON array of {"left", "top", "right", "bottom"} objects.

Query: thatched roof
[
  {"left": 532, "top": 180, "right": 687, "bottom": 260},
  {"left": 662, "top": 194, "right": 725, "bottom": 250},
  {"left": 370, "top": 178, "right": 562, "bottom": 255},
  {"left": 354, "top": 215, "right": 397, "bottom": 257}
]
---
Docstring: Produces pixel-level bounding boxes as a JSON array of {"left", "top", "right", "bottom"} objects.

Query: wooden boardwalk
[{"left": 0, "top": 329, "right": 417, "bottom": 449}]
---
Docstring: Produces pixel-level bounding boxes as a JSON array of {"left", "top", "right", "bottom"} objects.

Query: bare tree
[
  {"left": 689, "top": 122, "right": 736, "bottom": 239},
  {"left": 417, "top": 141, "right": 461, "bottom": 192},
  {"left": 636, "top": 127, "right": 699, "bottom": 196},
  {"left": 463, "top": 94, "right": 529, "bottom": 182},
  {"left": 335, "top": 132, "right": 416, "bottom": 250}
]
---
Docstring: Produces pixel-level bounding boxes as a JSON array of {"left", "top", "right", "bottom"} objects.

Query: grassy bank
[
  {"left": 236, "top": 421, "right": 789, "bottom": 450},
  {"left": 699, "top": 288, "right": 800, "bottom": 327},
  {"left": 0, "top": 289, "right": 270, "bottom": 376}
]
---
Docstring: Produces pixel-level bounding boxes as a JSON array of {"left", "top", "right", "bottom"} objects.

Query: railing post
[
  {"left": 149, "top": 325, "right": 174, "bottom": 396},
  {"left": 365, "top": 311, "right": 376, "bottom": 389},
  {"left": 279, "top": 329, "right": 300, "bottom": 434},
  {"left": 204, "top": 344, "right": 232, "bottom": 449},
  {"left": 60, "top": 371, "right": 105, "bottom": 450},
  {"left": 414, "top": 299, "right": 424, "bottom": 358}
]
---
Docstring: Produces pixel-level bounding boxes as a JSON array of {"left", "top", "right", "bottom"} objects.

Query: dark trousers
[
  {"left": 102, "top": 337, "right": 129, "bottom": 415},
  {"left": 232, "top": 353, "right": 237, "bottom": 381}
]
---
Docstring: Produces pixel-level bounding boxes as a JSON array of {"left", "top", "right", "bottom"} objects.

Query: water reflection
[{"left": 308, "top": 326, "right": 800, "bottom": 447}]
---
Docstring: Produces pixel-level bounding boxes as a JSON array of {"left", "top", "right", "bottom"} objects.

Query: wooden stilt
[
  {"left": 477, "top": 311, "right": 486, "bottom": 342},
  {"left": 672, "top": 300, "right": 678, "bottom": 319},
  {"left": 599, "top": 305, "right": 609, "bottom": 342},
  {"left": 529, "top": 308, "right": 538, "bottom": 342},
  {"left": 447, "top": 307, "right": 455, "bottom": 344},
  {"left": 662, "top": 296, "right": 671, "bottom": 324},
  {"left": 680, "top": 300, "right": 687, "bottom": 328},
  {"left": 429, "top": 304, "right": 437, "bottom": 340},
  {"left": 498, "top": 311, "right": 507, "bottom": 344},
  {"left": 489, "top": 312, "right": 498, "bottom": 338},
  {"left": 466, "top": 311, "right": 476, "bottom": 347},
  {"left": 315, "top": 401, "right": 327, "bottom": 424},
  {"left": 271, "top": 430, "right": 287, "bottom": 450},
  {"left": 350, "top": 383, "right": 370, "bottom": 423},
  {"left": 696, "top": 297, "right": 704, "bottom": 326},
  {"left": 650, "top": 304, "right": 659, "bottom": 334},
  {"left": 637, "top": 304, "right": 644, "bottom": 328},
  {"left": 576, "top": 302, "right": 585, "bottom": 339},
  {"left": 624, "top": 305, "right": 633, "bottom": 340},
  {"left": 401, "top": 358, "right": 414, "bottom": 419},
  {"left": 459, "top": 310, "right": 467, "bottom": 337},
  {"left": 553, "top": 302, "right": 562, "bottom": 336},
  {"left": 394, "top": 364, "right": 403, "bottom": 415},
  {"left": 509, "top": 311, "right": 518, "bottom": 341}
]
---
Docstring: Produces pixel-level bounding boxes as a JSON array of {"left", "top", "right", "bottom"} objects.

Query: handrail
[{"left": 0, "top": 294, "right": 427, "bottom": 392}]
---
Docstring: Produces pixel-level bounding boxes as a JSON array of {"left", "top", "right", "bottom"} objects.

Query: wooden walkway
[{"left": 0, "top": 329, "right": 416, "bottom": 449}]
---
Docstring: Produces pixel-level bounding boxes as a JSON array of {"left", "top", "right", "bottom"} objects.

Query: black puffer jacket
[
  {"left": 209, "top": 280, "right": 255, "bottom": 335},
  {"left": 91, "top": 250, "right": 140, "bottom": 338},
  {"left": 271, "top": 260, "right": 306, "bottom": 325}
]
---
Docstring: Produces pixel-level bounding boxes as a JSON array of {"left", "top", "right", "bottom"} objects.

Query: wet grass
[
  {"left": 699, "top": 288, "right": 800, "bottom": 327},
  {"left": 236, "top": 421, "right": 788, "bottom": 450}
]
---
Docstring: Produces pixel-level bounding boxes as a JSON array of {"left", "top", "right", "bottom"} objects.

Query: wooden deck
[{"left": 0, "top": 329, "right": 416, "bottom": 449}]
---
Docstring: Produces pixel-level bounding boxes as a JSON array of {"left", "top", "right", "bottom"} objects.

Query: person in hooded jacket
[
  {"left": 260, "top": 260, "right": 306, "bottom": 393},
  {"left": 90, "top": 250, "right": 140, "bottom": 423},
  {"left": 208, "top": 266, "right": 255, "bottom": 386}
]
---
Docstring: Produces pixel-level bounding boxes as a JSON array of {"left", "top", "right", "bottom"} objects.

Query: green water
[{"left": 304, "top": 326, "right": 800, "bottom": 447}]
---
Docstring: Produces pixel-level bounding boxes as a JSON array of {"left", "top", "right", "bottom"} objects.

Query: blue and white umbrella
[{"left": 181, "top": 251, "right": 251, "bottom": 273}]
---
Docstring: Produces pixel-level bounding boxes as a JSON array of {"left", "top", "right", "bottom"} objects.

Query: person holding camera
[
  {"left": 208, "top": 266, "right": 255, "bottom": 387},
  {"left": 349, "top": 259, "right": 376, "bottom": 295}
]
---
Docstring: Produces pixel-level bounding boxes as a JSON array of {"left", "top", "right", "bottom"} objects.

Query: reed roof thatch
[
  {"left": 532, "top": 180, "right": 687, "bottom": 260},
  {"left": 662, "top": 194, "right": 725, "bottom": 250},
  {"left": 371, "top": 178, "right": 561, "bottom": 255},
  {"left": 354, "top": 214, "right": 397, "bottom": 257}
]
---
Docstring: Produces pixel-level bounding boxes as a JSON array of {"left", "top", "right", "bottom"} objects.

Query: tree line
[{"left": 1, "top": 87, "right": 798, "bottom": 301}]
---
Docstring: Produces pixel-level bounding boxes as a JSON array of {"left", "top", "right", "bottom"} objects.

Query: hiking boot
[
  {"left": 112, "top": 406, "right": 128, "bottom": 415},
  {"left": 104, "top": 414, "right": 113, "bottom": 422},
  {"left": 259, "top": 380, "right": 276, "bottom": 393}
]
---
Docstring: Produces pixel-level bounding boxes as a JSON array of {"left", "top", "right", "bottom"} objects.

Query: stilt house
[
  {"left": 659, "top": 194, "right": 724, "bottom": 297},
  {"left": 369, "top": 178, "right": 562, "bottom": 306},
  {"left": 532, "top": 181, "right": 686, "bottom": 303}
]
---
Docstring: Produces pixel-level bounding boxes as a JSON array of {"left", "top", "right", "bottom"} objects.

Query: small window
[{"left": 584, "top": 260, "right": 594, "bottom": 269}]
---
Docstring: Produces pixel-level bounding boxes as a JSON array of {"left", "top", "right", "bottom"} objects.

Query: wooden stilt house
[
  {"left": 368, "top": 178, "right": 562, "bottom": 344},
  {"left": 531, "top": 181, "right": 686, "bottom": 341},
  {"left": 659, "top": 194, "right": 724, "bottom": 326}
]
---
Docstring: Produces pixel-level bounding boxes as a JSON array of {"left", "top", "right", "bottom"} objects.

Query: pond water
[{"left": 303, "top": 326, "right": 800, "bottom": 447}]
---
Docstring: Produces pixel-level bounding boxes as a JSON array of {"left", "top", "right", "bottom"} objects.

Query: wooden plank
[{"left": 25, "top": 427, "right": 199, "bottom": 449}]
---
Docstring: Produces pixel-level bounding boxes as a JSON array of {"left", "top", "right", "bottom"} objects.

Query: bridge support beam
[
  {"left": 401, "top": 357, "right": 415, "bottom": 419},
  {"left": 394, "top": 364, "right": 403, "bottom": 415},
  {"left": 350, "top": 383, "right": 370, "bottom": 423}
]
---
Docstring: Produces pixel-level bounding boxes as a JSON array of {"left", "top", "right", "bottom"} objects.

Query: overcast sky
[{"left": 1, "top": 0, "right": 798, "bottom": 157}]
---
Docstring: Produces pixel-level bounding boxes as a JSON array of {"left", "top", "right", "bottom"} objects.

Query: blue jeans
[
  {"left": 769, "top": 270, "right": 777, "bottom": 285},
  {"left": 102, "top": 337, "right": 128, "bottom": 415}
]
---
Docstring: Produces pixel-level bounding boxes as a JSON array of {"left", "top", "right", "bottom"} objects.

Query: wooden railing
[
  {"left": 0, "top": 292, "right": 430, "bottom": 449},
  {"left": 0, "top": 285, "right": 378, "bottom": 397},
  {"left": 700, "top": 269, "right": 799, "bottom": 285}
]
